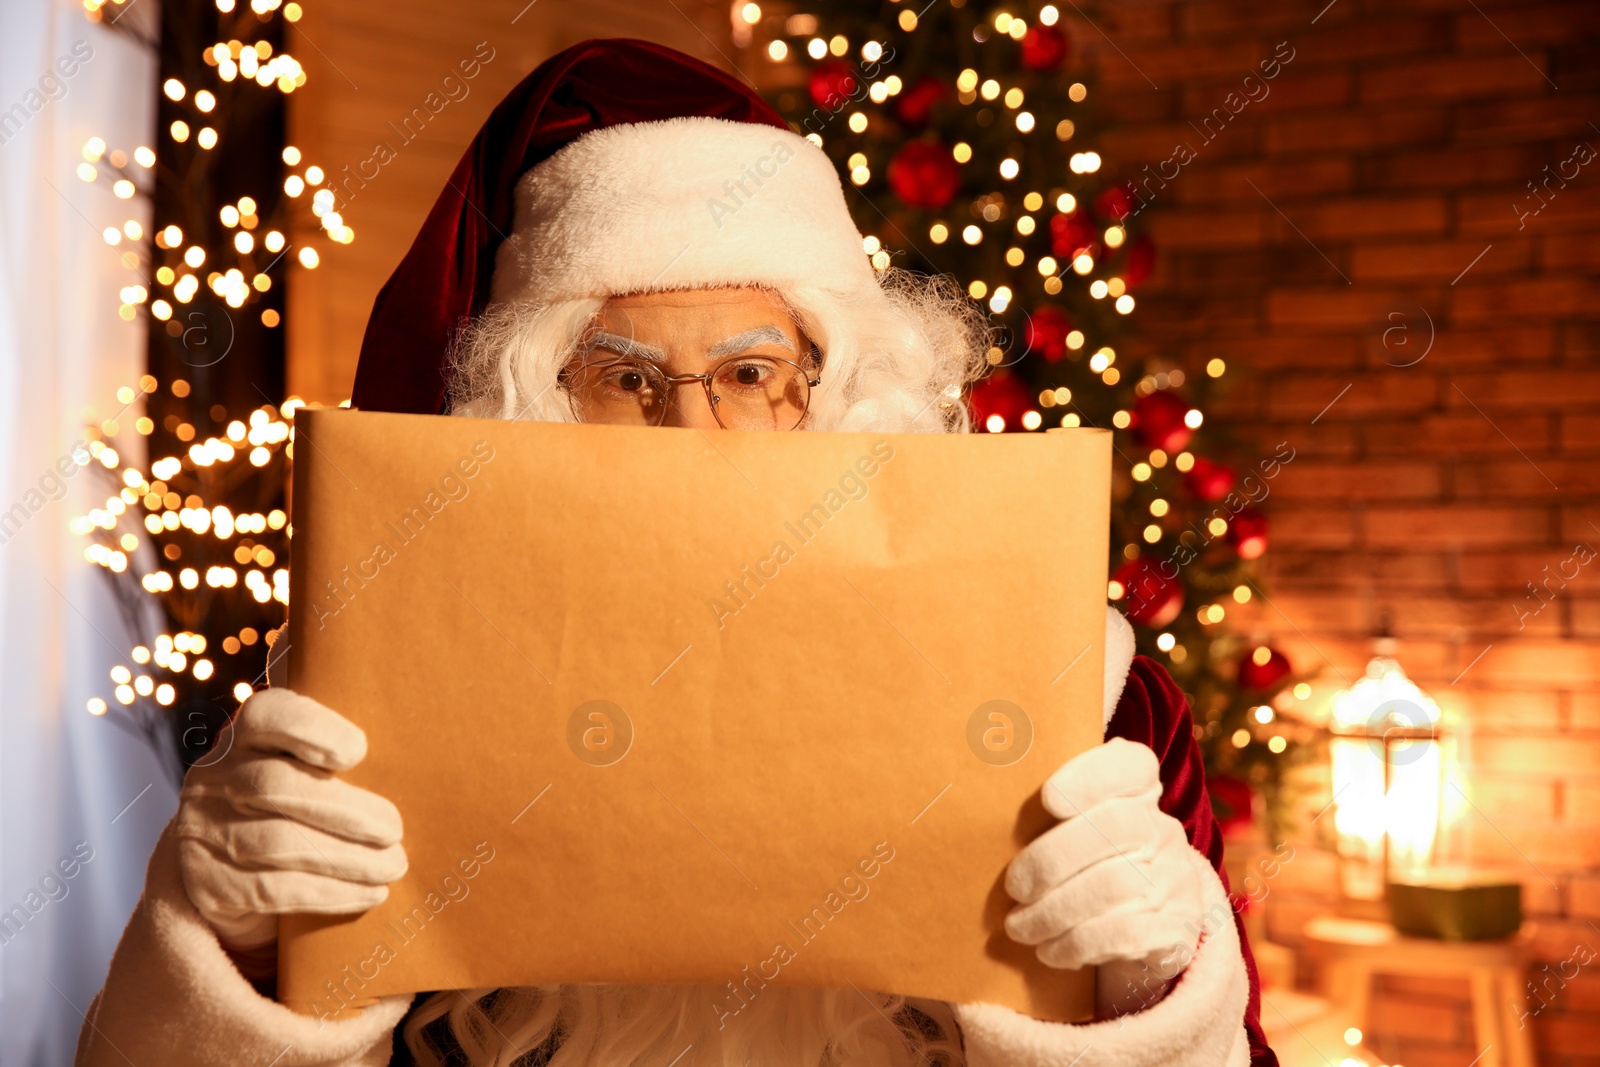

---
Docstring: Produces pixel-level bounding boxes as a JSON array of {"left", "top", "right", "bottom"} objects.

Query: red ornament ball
[
  {"left": 1185, "top": 456, "right": 1235, "bottom": 502},
  {"left": 895, "top": 75, "right": 949, "bottom": 129},
  {"left": 1112, "top": 558, "right": 1185, "bottom": 629},
  {"left": 1238, "top": 645, "right": 1291, "bottom": 690},
  {"left": 1025, "top": 306, "right": 1074, "bottom": 363},
  {"left": 808, "top": 60, "right": 858, "bottom": 110},
  {"left": 1121, "top": 235, "right": 1156, "bottom": 289},
  {"left": 1230, "top": 508, "right": 1269, "bottom": 560},
  {"left": 1132, "top": 390, "right": 1194, "bottom": 454},
  {"left": 1049, "top": 212, "right": 1098, "bottom": 261},
  {"left": 1020, "top": 23, "right": 1070, "bottom": 70},
  {"left": 1209, "top": 775, "right": 1256, "bottom": 835},
  {"left": 968, "top": 370, "right": 1032, "bottom": 431},
  {"left": 1095, "top": 183, "right": 1135, "bottom": 224},
  {"left": 887, "top": 141, "right": 961, "bottom": 211}
]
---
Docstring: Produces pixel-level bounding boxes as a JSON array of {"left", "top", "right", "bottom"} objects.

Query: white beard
[{"left": 403, "top": 982, "right": 962, "bottom": 1067}]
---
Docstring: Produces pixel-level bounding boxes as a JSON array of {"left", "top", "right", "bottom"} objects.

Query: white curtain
[{"left": 0, "top": 3, "right": 178, "bottom": 1064}]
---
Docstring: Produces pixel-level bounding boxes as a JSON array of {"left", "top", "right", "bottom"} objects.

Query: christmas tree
[
  {"left": 747, "top": 0, "right": 1304, "bottom": 834},
  {"left": 73, "top": 0, "right": 341, "bottom": 777}
]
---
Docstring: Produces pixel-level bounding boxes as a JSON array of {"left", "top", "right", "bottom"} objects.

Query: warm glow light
[{"left": 1329, "top": 658, "right": 1444, "bottom": 890}]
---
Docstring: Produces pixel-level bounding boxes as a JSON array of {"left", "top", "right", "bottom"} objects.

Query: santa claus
[{"left": 75, "top": 39, "right": 1276, "bottom": 1067}]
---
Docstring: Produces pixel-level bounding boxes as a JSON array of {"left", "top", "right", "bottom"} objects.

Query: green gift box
[{"left": 1387, "top": 875, "right": 1522, "bottom": 941}]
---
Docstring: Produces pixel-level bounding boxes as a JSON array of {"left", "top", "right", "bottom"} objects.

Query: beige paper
[{"left": 279, "top": 408, "right": 1110, "bottom": 1024}]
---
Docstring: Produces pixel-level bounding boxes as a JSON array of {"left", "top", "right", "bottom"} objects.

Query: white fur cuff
[
  {"left": 1103, "top": 607, "right": 1135, "bottom": 730},
  {"left": 75, "top": 824, "right": 411, "bottom": 1067},
  {"left": 953, "top": 849, "right": 1250, "bottom": 1067}
]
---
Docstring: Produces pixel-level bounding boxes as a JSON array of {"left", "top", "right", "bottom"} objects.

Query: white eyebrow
[
  {"left": 707, "top": 326, "right": 797, "bottom": 361},
  {"left": 583, "top": 331, "right": 668, "bottom": 363}
]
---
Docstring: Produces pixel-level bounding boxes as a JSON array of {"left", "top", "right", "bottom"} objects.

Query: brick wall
[{"left": 1076, "top": 2, "right": 1600, "bottom": 1064}]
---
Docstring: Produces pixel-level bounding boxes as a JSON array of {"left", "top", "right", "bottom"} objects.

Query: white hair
[
  {"left": 446, "top": 268, "right": 991, "bottom": 433},
  {"left": 422, "top": 268, "right": 988, "bottom": 1066},
  {"left": 402, "top": 983, "right": 964, "bottom": 1067}
]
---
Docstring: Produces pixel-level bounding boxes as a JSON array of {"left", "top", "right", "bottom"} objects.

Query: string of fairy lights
[
  {"left": 72, "top": 384, "right": 303, "bottom": 719},
  {"left": 72, "top": 0, "right": 344, "bottom": 739},
  {"left": 742, "top": 2, "right": 1178, "bottom": 426}
]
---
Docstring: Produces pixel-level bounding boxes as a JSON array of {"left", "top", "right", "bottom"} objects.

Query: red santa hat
[{"left": 350, "top": 38, "right": 878, "bottom": 416}]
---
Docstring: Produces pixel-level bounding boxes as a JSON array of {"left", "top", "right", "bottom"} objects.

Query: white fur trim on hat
[{"left": 490, "top": 115, "right": 882, "bottom": 307}]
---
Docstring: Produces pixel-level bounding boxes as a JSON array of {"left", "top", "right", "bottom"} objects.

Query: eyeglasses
[{"left": 560, "top": 347, "right": 822, "bottom": 431}]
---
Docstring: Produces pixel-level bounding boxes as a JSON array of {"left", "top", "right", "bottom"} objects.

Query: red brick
[
  {"left": 1264, "top": 549, "right": 1452, "bottom": 591},
  {"left": 1572, "top": 875, "right": 1600, "bottom": 919},
  {"left": 1569, "top": 779, "right": 1600, "bottom": 824},
  {"left": 1561, "top": 416, "right": 1600, "bottom": 450},
  {"left": 1459, "top": 185, "right": 1600, "bottom": 238},
  {"left": 1264, "top": 106, "right": 1447, "bottom": 153},
  {"left": 1174, "top": 156, "right": 1354, "bottom": 204},
  {"left": 1146, "top": 207, "right": 1268, "bottom": 249},
  {"left": 1457, "top": 548, "right": 1597, "bottom": 595},
  {"left": 1461, "top": 775, "right": 1562, "bottom": 820},
  {"left": 1181, "top": 69, "right": 1351, "bottom": 116},
  {"left": 1361, "top": 505, "right": 1549, "bottom": 548},
  {"left": 1349, "top": 238, "right": 1534, "bottom": 282},
  {"left": 1562, "top": 509, "right": 1600, "bottom": 545},
  {"left": 1574, "top": 691, "right": 1600, "bottom": 732},
  {"left": 1573, "top": 598, "right": 1600, "bottom": 639},
  {"left": 1096, "top": 39, "right": 1274, "bottom": 88},
  {"left": 1457, "top": 96, "right": 1600, "bottom": 144},
  {"left": 1458, "top": 815, "right": 1600, "bottom": 868},
  {"left": 1454, "top": 3, "right": 1600, "bottom": 50},
  {"left": 1359, "top": 325, "right": 1558, "bottom": 366},
  {"left": 1467, "top": 639, "right": 1600, "bottom": 686},
  {"left": 1365, "top": 413, "right": 1555, "bottom": 456},
  {"left": 1452, "top": 276, "right": 1600, "bottom": 320},
  {"left": 1360, "top": 53, "right": 1553, "bottom": 102},
  {"left": 1448, "top": 687, "right": 1565, "bottom": 729},
  {"left": 1535, "top": 1010, "right": 1600, "bottom": 1057},
  {"left": 1177, "top": 1, "right": 1313, "bottom": 36},
  {"left": 1267, "top": 505, "right": 1358, "bottom": 549},
  {"left": 1457, "top": 460, "right": 1600, "bottom": 499},
  {"left": 1271, "top": 459, "right": 1439, "bottom": 501},
  {"left": 1368, "top": 143, "right": 1554, "bottom": 190},
  {"left": 1544, "top": 232, "right": 1600, "bottom": 270},
  {"left": 1449, "top": 369, "right": 1600, "bottom": 408},
  {"left": 1280, "top": 194, "right": 1450, "bottom": 241},
  {"left": 1266, "top": 288, "right": 1414, "bottom": 329},
  {"left": 1092, "top": 4, "right": 1178, "bottom": 44},
  {"left": 1268, "top": 369, "right": 1437, "bottom": 416},
  {"left": 1389, "top": 594, "right": 1564, "bottom": 638},
  {"left": 1296, "top": 16, "right": 1453, "bottom": 64},
  {"left": 1213, "top": 332, "right": 1364, "bottom": 370}
]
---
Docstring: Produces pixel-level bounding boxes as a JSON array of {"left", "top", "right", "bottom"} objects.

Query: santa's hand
[
  {"left": 1002, "top": 737, "right": 1205, "bottom": 971},
  {"left": 173, "top": 688, "right": 407, "bottom": 974}
]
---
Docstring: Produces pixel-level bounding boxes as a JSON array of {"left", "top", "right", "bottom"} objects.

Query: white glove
[
  {"left": 1003, "top": 737, "right": 1206, "bottom": 972},
  {"left": 174, "top": 687, "right": 407, "bottom": 966}
]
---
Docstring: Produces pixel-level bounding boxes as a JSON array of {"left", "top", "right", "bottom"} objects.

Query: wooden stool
[{"left": 1301, "top": 916, "right": 1536, "bottom": 1067}]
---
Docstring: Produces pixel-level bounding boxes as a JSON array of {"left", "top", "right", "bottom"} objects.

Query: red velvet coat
[{"left": 1107, "top": 656, "right": 1277, "bottom": 1067}]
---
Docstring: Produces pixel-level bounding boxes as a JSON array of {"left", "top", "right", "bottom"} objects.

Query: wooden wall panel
[{"left": 285, "top": 0, "right": 734, "bottom": 402}]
